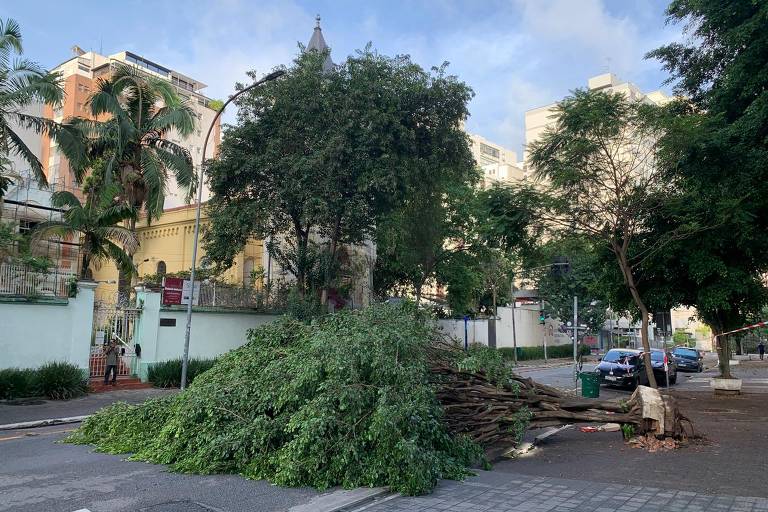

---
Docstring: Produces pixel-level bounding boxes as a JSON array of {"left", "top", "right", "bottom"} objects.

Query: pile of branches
[{"left": 429, "top": 341, "right": 692, "bottom": 448}]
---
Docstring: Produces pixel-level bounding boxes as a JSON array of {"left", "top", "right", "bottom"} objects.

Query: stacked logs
[{"left": 430, "top": 362, "right": 692, "bottom": 448}]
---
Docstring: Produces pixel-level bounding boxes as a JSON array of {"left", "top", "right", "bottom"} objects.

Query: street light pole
[{"left": 180, "top": 70, "right": 286, "bottom": 390}]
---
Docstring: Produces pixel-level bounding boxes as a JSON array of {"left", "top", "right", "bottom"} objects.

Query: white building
[{"left": 467, "top": 133, "right": 525, "bottom": 188}]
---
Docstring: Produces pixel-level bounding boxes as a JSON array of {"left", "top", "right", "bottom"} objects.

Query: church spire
[{"left": 306, "top": 14, "right": 334, "bottom": 72}]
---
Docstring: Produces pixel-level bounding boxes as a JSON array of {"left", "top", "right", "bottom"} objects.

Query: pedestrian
[
  {"left": 104, "top": 341, "right": 119, "bottom": 385},
  {"left": 758, "top": 340, "right": 765, "bottom": 361}
]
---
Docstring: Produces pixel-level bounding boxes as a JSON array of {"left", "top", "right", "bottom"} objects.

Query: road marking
[{"left": 72, "top": 509, "right": 92, "bottom": 512}]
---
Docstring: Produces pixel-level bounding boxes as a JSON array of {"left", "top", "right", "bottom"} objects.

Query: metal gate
[{"left": 89, "top": 300, "right": 141, "bottom": 378}]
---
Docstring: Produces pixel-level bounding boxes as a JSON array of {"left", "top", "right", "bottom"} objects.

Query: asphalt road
[{"left": 0, "top": 425, "right": 318, "bottom": 512}]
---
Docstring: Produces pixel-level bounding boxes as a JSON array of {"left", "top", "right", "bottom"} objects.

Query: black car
[
  {"left": 650, "top": 349, "right": 677, "bottom": 385},
  {"left": 596, "top": 349, "right": 648, "bottom": 389},
  {"left": 672, "top": 346, "right": 704, "bottom": 372}
]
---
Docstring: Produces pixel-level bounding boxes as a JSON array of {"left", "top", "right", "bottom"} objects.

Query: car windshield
[
  {"left": 603, "top": 350, "right": 637, "bottom": 363},
  {"left": 651, "top": 351, "right": 666, "bottom": 362},
  {"left": 673, "top": 348, "right": 699, "bottom": 359}
]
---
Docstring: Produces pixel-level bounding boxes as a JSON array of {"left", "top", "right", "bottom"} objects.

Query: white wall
[
  {"left": 437, "top": 318, "right": 489, "bottom": 346},
  {"left": 496, "top": 306, "right": 572, "bottom": 349},
  {"left": 134, "top": 288, "right": 280, "bottom": 380},
  {"left": 0, "top": 282, "right": 96, "bottom": 372}
]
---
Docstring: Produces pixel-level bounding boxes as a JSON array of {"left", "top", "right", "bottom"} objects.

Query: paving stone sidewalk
[{"left": 365, "top": 470, "right": 768, "bottom": 512}]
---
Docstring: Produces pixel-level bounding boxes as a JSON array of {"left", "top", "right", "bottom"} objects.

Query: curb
[
  {"left": 0, "top": 415, "right": 89, "bottom": 431},
  {"left": 288, "top": 487, "right": 392, "bottom": 512}
]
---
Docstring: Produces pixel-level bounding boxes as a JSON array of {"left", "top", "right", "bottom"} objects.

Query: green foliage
[
  {"left": 530, "top": 237, "right": 611, "bottom": 333},
  {"left": 147, "top": 358, "right": 217, "bottom": 388},
  {"left": 66, "top": 305, "right": 483, "bottom": 495},
  {"left": 672, "top": 330, "right": 692, "bottom": 346},
  {"left": 638, "top": 0, "right": 768, "bottom": 378},
  {"left": 497, "top": 344, "right": 589, "bottom": 362},
  {"left": 32, "top": 185, "right": 138, "bottom": 279},
  {"left": 621, "top": 423, "right": 635, "bottom": 441},
  {"left": 207, "top": 99, "right": 224, "bottom": 112},
  {"left": 0, "top": 362, "right": 87, "bottom": 400},
  {"left": 205, "top": 48, "right": 474, "bottom": 300},
  {"left": 35, "top": 361, "right": 88, "bottom": 400},
  {"left": 0, "top": 18, "right": 85, "bottom": 190},
  {"left": 68, "top": 64, "right": 195, "bottom": 221},
  {"left": 0, "top": 368, "right": 37, "bottom": 399}
]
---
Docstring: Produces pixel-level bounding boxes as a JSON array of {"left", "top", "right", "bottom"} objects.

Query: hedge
[
  {"left": 147, "top": 358, "right": 217, "bottom": 388},
  {"left": 0, "top": 362, "right": 88, "bottom": 400},
  {"left": 498, "top": 344, "right": 590, "bottom": 361}
]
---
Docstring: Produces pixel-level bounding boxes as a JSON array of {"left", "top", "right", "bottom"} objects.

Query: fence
[
  {"left": 195, "top": 281, "right": 275, "bottom": 309},
  {"left": 0, "top": 263, "right": 74, "bottom": 298},
  {"left": 89, "top": 300, "right": 141, "bottom": 378}
]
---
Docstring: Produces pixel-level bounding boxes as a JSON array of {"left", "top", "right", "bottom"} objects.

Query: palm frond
[
  {"left": 103, "top": 239, "right": 137, "bottom": 277},
  {"left": 50, "top": 190, "right": 84, "bottom": 209},
  {"left": 4, "top": 124, "right": 45, "bottom": 186},
  {"left": 0, "top": 18, "right": 23, "bottom": 58},
  {"left": 31, "top": 221, "right": 76, "bottom": 244},
  {"left": 140, "top": 149, "right": 168, "bottom": 220},
  {"left": 150, "top": 104, "right": 196, "bottom": 137}
]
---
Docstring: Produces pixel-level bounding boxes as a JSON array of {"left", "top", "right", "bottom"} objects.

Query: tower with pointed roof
[{"left": 306, "top": 15, "right": 335, "bottom": 73}]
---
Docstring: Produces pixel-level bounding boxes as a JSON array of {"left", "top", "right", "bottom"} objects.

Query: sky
[{"left": 6, "top": 0, "right": 681, "bottom": 158}]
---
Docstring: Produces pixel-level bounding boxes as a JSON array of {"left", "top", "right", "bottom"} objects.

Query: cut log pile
[{"left": 430, "top": 357, "right": 693, "bottom": 448}]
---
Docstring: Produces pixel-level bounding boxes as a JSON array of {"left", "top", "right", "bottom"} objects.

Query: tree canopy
[{"left": 204, "top": 48, "right": 475, "bottom": 302}]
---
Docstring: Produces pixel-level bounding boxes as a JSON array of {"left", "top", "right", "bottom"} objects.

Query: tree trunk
[
  {"left": 715, "top": 327, "right": 732, "bottom": 379},
  {"left": 415, "top": 283, "right": 423, "bottom": 305},
  {"left": 79, "top": 252, "right": 91, "bottom": 280},
  {"left": 616, "top": 249, "right": 658, "bottom": 388},
  {"left": 492, "top": 288, "right": 497, "bottom": 317},
  {"left": 321, "top": 218, "right": 342, "bottom": 307}
]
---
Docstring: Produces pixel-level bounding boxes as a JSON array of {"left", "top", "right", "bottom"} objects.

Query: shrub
[
  {"left": 498, "top": 344, "right": 590, "bottom": 361},
  {"left": 66, "top": 305, "right": 483, "bottom": 495},
  {"left": 147, "top": 358, "right": 217, "bottom": 388},
  {"left": 0, "top": 368, "right": 38, "bottom": 399},
  {"left": 34, "top": 361, "right": 88, "bottom": 400}
]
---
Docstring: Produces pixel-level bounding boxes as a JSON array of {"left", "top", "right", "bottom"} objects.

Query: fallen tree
[{"left": 67, "top": 304, "right": 691, "bottom": 495}]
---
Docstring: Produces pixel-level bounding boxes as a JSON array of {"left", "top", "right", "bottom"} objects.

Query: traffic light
[
  {"left": 539, "top": 308, "right": 546, "bottom": 325},
  {"left": 551, "top": 256, "right": 571, "bottom": 277}
]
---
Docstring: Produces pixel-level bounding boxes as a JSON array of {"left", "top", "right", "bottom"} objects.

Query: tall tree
[
  {"left": 644, "top": 0, "right": 768, "bottom": 378},
  {"left": 33, "top": 185, "right": 138, "bottom": 279},
  {"left": 205, "top": 49, "right": 474, "bottom": 302},
  {"left": 0, "top": 18, "right": 83, "bottom": 194},
  {"left": 70, "top": 64, "right": 195, "bottom": 224},
  {"left": 528, "top": 90, "right": 696, "bottom": 388}
]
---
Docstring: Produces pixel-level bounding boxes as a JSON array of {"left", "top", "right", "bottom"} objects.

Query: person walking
[
  {"left": 104, "top": 341, "right": 119, "bottom": 385},
  {"left": 758, "top": 340, "right": 765, "bottom": 361}
]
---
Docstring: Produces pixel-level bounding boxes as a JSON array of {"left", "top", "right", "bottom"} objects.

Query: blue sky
[{"left": 6, "top": 0, "right": 679, "bottom": 157}]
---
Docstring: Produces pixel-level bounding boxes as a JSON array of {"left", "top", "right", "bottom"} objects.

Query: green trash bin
[{"left": 580, "top": 372, "right": 600, "bottom": 398}]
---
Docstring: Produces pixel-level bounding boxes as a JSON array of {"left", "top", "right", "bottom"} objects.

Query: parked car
[
  {"left": 672, "top": 346, "right": 704, "bottom": 372},
  {"left": 596, "top": 349, "right": 648, "bottom": 389},
  {"left": 650, "top": 349, "right": 677, "bottom": 385}
]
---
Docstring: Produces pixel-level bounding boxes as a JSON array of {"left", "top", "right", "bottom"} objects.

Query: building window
[
  {"left": 479, "top": 143, "right": 500, "bottom": 159},
  {"left": 156, "top": 261, "right": 167, "bottom": 276},
  {"left": 243, "top": 258, "right": 255, "bottom": 288}
]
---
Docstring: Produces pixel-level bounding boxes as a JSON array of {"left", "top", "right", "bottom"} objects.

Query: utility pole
[
  {"left": 510, "top": 286, "right": 518, "bottom": 364},
  {"left": 573, "top": 295, "right": 579, "bottom": 386}
]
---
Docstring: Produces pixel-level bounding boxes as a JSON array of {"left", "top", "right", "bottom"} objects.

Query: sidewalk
[
  {"left": 365, "top": 470, "right": 768, "bottom": 512},
  {"left": 0, "top": 388, "right": 173, "bottom": 425}
]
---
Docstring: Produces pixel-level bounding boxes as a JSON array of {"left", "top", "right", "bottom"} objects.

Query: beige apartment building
[
  {"left": 523, "top": 73, "right": 672, "bottom": 162},
  {"left": 41, "top": 47, "right": 221, "bottom": 208},
  {"left": 467, "top": 133, "right": 525, "bottom": 188}
]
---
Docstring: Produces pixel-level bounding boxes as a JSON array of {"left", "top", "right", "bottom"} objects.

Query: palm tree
[
  {"left": 33, "top": 185, "right": 139, "bottom": 279},
  {"left": 0, "top": 18, "right": 83, "bottom": 194},
  {"left": 69, "top": 64, "right": 196, "bottom": 225}
]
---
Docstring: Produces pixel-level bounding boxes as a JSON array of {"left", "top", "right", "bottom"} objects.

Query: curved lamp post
[{"left": 180, "top": 69, "right": 286, "bottom": 390}]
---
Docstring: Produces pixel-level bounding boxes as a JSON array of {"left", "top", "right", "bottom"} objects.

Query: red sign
[{"left": 162, "top": 277, "right": 184, "bottom": 305}]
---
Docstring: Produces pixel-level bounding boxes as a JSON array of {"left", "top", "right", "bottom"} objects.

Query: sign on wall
[
  {"left": 181, "top": 279, "right": 200, "bottom": 306},
  {"left": 162, "top": 277, "right": 184, "bottom": 305}
]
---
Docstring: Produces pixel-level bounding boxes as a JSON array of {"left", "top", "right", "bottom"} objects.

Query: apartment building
[
  {"left": 467, "top": 133, "right": 525, "bottom": 188},
  {"left": 523, "top": 73, "right": 673, "bottom": 162},
  {"left": 41, "top": 47, "right": 221, "bottom": 208}
]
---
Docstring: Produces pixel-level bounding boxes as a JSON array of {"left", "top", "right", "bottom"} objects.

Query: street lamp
[{"left": 180, "top": 69, "right": 286, "bottom": 390}]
